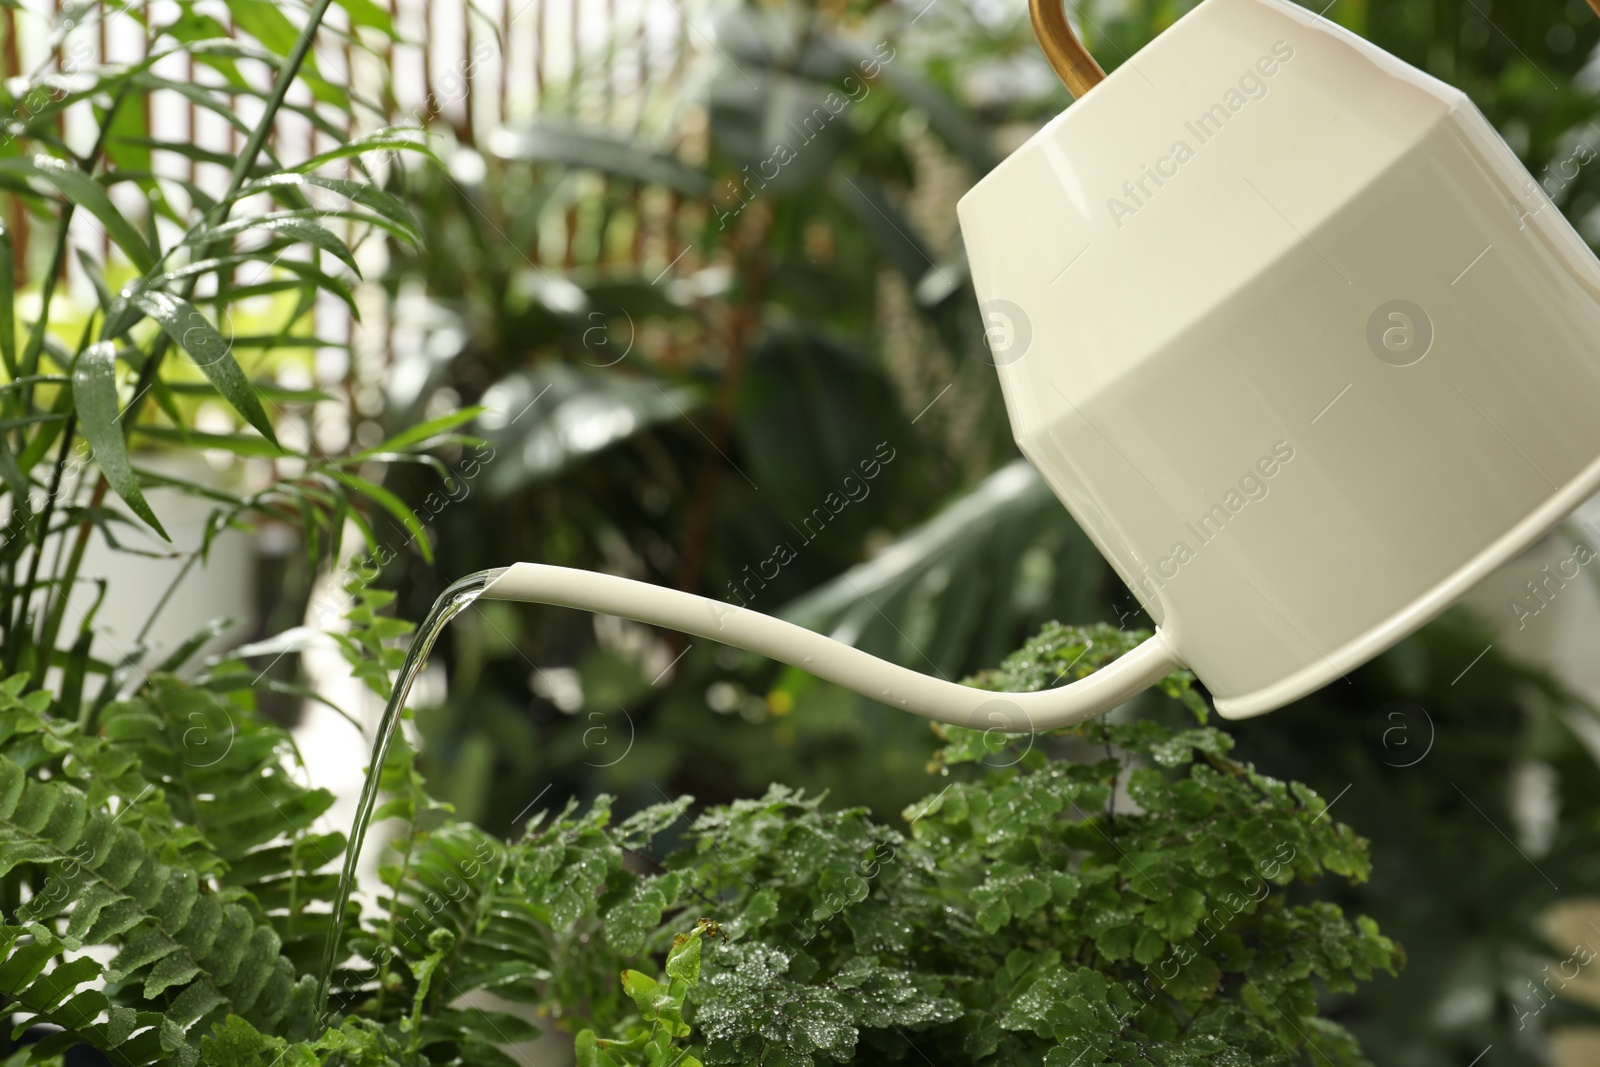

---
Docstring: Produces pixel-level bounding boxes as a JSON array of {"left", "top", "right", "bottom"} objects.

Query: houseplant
[
  {"left": 0, "top": 608, "right": 1403, "bottom": 1065},
  {"left": 0, "top": 7, "right": 1402, "bottom": 1059}
]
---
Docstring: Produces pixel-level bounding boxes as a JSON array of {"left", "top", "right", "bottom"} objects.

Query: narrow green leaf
[
  {"left": 126, "top": 72, "right": 351, "bottom": 144},
  {"left": 227, "top": 334, "right": 351, "bottom": 352},
  {"left": 243, "top": 172, "right": 419, "bottom": 239},
  {"left": 0, "top": 434, "right": 31, "bottom": 511},
  {"left": 72, "top": 343, "right": 168, "bottom": 541},
  {"left": 149, "top": 376, "right": 187, "bottom": 430},
  {"left": 102, "top": 79, "right": 153, "bottom": 175},
  {"left": 0, "top": 375, "right": 69, "bottom": 394},
  {"left": 75, "top": 248, "right": 113, "bottom": 312},
  {"left": 133, "top": 426, "right": 289, "bottom": 458},
  {"left": 334, "top": 0, "right": 397, "bottom": 36},
  {"left": 135, "top": 253, "right": 360, "bottom": 315},
  {"left": 0, "top": 222, "right": 15, "bottom": 378},
  {"left": 153, "top": 618, "right": 234, "bottom": 675},
  {"left": 355, "top": 407, "right": 485, "bottom": 457},
  {"left": 127, "top": 292, "right": 278, "bottom": 445},
  {"left": 0, "top": 414, "right": 66, "bottom": 432},
  {"left": 16, "top": 389, "right": 71, "bottom": 474},
  {"left": 292, "top": 130, "right": 439, "bottom": 172},
  {"left": 332, "top": 471, "right": 432, "bottom": 564},
  {"left": 183, "top": 212, "right": 362, "bottom": 271},
  {"left": 166, "top": 380, "right": 333, "bottom": 404},
  {"left": 58, "top": 630, "right": 94, "bottom": 722},
  {"left": 0, "top": 157, "right": 157, "bottom": 272},
  {"left": 225, "top": 0, "right": 304, "bottom": 57}
]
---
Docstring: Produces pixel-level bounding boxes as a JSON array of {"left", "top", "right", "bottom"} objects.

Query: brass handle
[
  {"left": 1029, "top": 0, "right": 1107, "bottom": 97},
  {"left": 1034, "top": 2, "right": 1600, "bottom": 94}
]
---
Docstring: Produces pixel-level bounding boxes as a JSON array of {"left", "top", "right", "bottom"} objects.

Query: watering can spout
[{"left": 480, "top": 563, "right": 1182, "bottom": 731}]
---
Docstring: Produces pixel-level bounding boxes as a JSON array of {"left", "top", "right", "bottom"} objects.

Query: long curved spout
[{"left": 481, "top": 563, "right": 1181, "bottom": 732}]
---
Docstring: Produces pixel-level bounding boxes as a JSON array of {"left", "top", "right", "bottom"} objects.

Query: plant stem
[
  {"left": 33, "top": 477, "right": 104, "bottom": 686},
  {"left": 4, "top": 77, "right": 129, "bottom": 678},
  {"left": 16, "top": 80, "right": 132, "bottom": 415},
  {"left": 123, "top": 0, "right": 338, "bottom": 432},
  {"left": 134, "top": 545, "right": 198, "bottom": 646},
  {"left": 44, "top": 0, "right": 339, "bottom": 679},
  {"left": 8, "top": 413, "right": 75, "bottom": 679},
  {"left": 8, "top": 308, "right": 102, "bottom": 678}
]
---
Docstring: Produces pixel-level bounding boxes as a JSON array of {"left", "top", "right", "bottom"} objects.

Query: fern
[
  {"left": 0, "top": 926, "right": 182, "bottom": 1067},
  {"left": 337, "top": 822, "right": 547, "bottom": 1066},
  {"left": 97, "top": 675, "right": 346, "bottom": 972},
  {"left": 0, "top": 619, "right": 1404, "bottom": 1066},
  {"left": 0, "top": 748, "right": 319, "bottom": 1046}
]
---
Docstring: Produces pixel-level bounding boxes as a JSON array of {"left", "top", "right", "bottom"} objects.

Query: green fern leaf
[{"left": 0, "top": 753, "right": 314, "bottom": 1046}]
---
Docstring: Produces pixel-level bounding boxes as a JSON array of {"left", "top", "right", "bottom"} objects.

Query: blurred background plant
[{"left": 5, "top": 0, "right": 1600, "bottom": 1064}]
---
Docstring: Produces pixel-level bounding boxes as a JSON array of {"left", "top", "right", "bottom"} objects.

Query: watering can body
[{"left": 957, "top": 0, "right": 1600, "bottom": 717}]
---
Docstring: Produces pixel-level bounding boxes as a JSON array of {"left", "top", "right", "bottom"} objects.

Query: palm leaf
[{"left": 72, "top": 343, "right": 168, "bottom": 541}]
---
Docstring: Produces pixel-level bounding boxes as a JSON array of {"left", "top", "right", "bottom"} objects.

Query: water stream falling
[{"left": 314, "top": 567, "right": 505, "bottom": 1017}]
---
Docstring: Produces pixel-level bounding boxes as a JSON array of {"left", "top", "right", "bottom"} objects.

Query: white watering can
[{"left": 473, "top": 0, "right": 1600, "bottom": 730}]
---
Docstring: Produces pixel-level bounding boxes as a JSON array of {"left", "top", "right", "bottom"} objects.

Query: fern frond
[
  {"left": 0, "top": 675, "right": 169, "bottom": 836},
  {"left": 336, "top": 823, "right": 548, "bottom": 1063},
  {"left": 0, "top": 925, "right": 195, "bottom": 1067},
  {"left": 0, "top": 752, "right": 318, "bottom": 1045},
  {"left": 99, "top": 675, "right": 345, "bottom": 971}
]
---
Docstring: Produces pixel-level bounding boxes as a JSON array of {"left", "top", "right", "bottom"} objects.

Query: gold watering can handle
[
  {"left": 1037, "top": 1, "right": 1600, "bottom": 95},
  {"left": 1029, "top": 0, "right": 1106, "bottom": 96}
]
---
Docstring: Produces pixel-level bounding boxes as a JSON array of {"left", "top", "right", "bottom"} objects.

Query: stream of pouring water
[{"left": 314, "top": 567, "right": 505, "bottom": 1018}]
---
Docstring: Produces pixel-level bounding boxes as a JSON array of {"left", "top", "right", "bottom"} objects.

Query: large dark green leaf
[
  {"left": 71, "top": 343, "right": 168, "bottom": 541},
  {"left": 487, "top": 124, "right": 712, "bottom": 197},
  {"left": 734, "top": 327, "right": 918, "bottom": 550},
  {"left": 476, "top": 365, "right": 703, "bottom": 496},
  {"left": 830, "top": 172, "right": 938, "bottom": 290},
  {"left": 780, "top": 460, "right": 1111, "bottom": 677},
  {"left": 873, "top": 59, "right": 998, "bottom": 173},
  {"left": 709, "top": 69, "right": 857, "bottom": 191}
]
